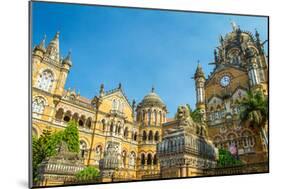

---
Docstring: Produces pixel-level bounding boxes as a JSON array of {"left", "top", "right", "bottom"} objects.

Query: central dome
[{"left": 141, "top": 87, "right": 165, "bottom": 107}]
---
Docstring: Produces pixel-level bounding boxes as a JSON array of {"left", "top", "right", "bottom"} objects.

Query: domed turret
[
  {"left": 141, "top": 86, "right": 165, "bottom": 108},
  {"left": 136, "top": 87, "right": 167, "bottom": 126}
]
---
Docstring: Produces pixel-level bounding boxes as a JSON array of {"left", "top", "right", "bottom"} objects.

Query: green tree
[
  {"left": 75, "top": 166, "right": 100, "bottom": 181},
  {"left": 32, "top": 120, "right": 80, "bottom": 182},
  {"left": 186, "top": 104, "right": 203, "bottom": 123},
  {"left": 217, "top": 149, "right": 242, "bottom": 167},
  {"left": 32, "top": 130, "right": 64, "bottom": 181},
  {"left": 62, "top": 120, "right": 80, "bottom": 153},
  {"left": 239, "top": 90, "right": 268, "bottom": 147}
]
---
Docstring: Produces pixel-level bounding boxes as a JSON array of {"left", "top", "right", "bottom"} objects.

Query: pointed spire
[
  {"left": 46, "top": 31, "right": 60, "bottom": 61},
  {"left": 34, "top": 34, "right": 46, "bottom": 52},
  {"left": 194, "top": 60, "right": 205, "bottom": 79},
  {"left": 214, "top": 49, "right": 218, "bottom": 62},
  {"left": 151, "top": 85, "right": 155, "bottom": 93},
  {"left": 231, "top": 21, "right": 239, "bottom": 31},
  {"left": 118, "top": 83, "right": 122, "bottom": 89},
  {"left": 62, "top": 50, "right": 72, "bottom": 66},
  {"left": 39, "top": 34, "right": 46, "bottom": 49},
  {"left": 99, "top": 83, "right": 105, "bottom": 97},
  {"left": 255, "top": 28, "right": 260, "bottom": 42},
  {"left": 219, "top": 35, "right": 224, "bottom": 45}
]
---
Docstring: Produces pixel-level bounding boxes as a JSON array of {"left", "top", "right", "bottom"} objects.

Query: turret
[
  {"left": 62, "top": 50, "right": 72, "bottom": 70},
  {"left": 46, "top": 31, "right": 60, "bottom": 62},
  {"left": 33, "top": 34, "right": 46, "bottom": 59},
  {"left": 194, "top": 62, "right": 206, "bottom": 120}
]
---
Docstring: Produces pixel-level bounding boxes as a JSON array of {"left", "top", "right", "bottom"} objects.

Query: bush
[
  {"left": 75, "top": 166, "right": 100, "bottom": 181},
  {"left": 217, "top": 148, "right": 243, "bottom": 167},
  {"left": 32, "top": 120, "right": 80, "bottom": 182}
]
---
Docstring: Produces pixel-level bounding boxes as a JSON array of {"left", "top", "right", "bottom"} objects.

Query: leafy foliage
[
  {"left": 32, "top": 130, "right": 64, "bottom": 181},
  {"left": 240, "top": 90, "right": 268, "bottom": 128},
  {"left": 186, "top": 104, "right": 203, "bottom": 123},
  {"left": 75, "top": 166, "right": 100, "bottom": 181},
  {"left": 217, "top": 149, "right": 242, "bottom": 167},
  {"left": 62, "top": 120, "right": 80, "bottom": 153},
  {"left": 32, "top": 120, "right": 80, "bottom": 182}
]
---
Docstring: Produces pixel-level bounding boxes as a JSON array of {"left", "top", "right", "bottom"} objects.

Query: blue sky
[{"left": 32, "top": 2, "right": 268, "bottom": 117}]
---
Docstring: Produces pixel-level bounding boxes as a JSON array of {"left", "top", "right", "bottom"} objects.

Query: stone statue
[{"left": 175, "top": 105, "right": 191, "bottom": 121}]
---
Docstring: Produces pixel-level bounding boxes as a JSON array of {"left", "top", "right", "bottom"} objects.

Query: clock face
[{"left": 220, "top": 75, "right": 231, "bottom": 87}]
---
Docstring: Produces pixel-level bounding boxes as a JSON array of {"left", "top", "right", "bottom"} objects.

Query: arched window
[
  {"left": 80, "top": 140, "right": 87, "bottom": 158},
  {"left": 154, "top": 131, "right": 159, "bottom": 142},
  {"left": 129, "top": 151, "right": 136, "bottom": 168},
  {"left": 118, "top": 101, "right": 124, "bottom": 112},
  {"left": 32, "top": 97, "right": 46, "bottom": 115},
  {"left": 159, "top": 111, "right": 162, "bottom": 124},
  {"left": 153, "top": 154, "right": 158, "bottom": 165},
  {"left": 141, "top": 154, "right": 145, "bottom": 167},
  {"left": 147, "top": 153, "right": 152, "bottom": 165},
  {"left": 86, "top": 117, "right": 92, "bottom": 129},
  {"left": 142, "top": 131, "right": 147, "bottom": 142},
  {"left": 124, "top": 127, "right": 129, "bottom": 138},
  {"left": 154, "top": 110, "right": 157, "bottom": 125},
  {"left": 134, "top": 132, "right": 138, "bottom": 141},
  {"left": 110, "top": 122, "right": 114, "bottom": 133},
  {"left": 95, "top": 145, "right": 103, "bottom": 165},
  {"left": 78, "top": 115, "right": 85, "bottom": 127},
  {"left": 101, "top": 119, "right": 106, "bottom": 131},
  {"left": 148, "top": 130, "right": 153, "bottom": 141},
  {"left": 122, "top": 150, "right": 127, "bottom": 168},
  {"left": 72, "top": 113, "right": 79, "bottom": 122},
  {"left": 55, "top": 108, "right": 64, "bottom": 120},
  {"left": 148, "top": 110, "right": 151, "bottom": 126},
  {"left": 63, "top": 110, "right": 71, "bottom": 122},
  {"left": 36, "top": 70, "right": 54, "bottom": 92},
  {"left": 112, "top": 99, "right": 118, "bottom": 110},
  {"left": 142, "top": 110, "right": 146, "bottom": 122}
]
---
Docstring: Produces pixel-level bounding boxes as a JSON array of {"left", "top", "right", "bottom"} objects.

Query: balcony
[{"left": 109, "top": 109, "right": 125, "bottom": 117}]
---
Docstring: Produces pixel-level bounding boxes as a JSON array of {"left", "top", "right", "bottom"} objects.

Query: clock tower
[{"left": 195, "top": 23, "right": 268, "bottom": 164}]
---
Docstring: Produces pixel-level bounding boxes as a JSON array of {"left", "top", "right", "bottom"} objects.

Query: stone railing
[{"left": 203, "top": 162, "right": 268, "bottom": 176}]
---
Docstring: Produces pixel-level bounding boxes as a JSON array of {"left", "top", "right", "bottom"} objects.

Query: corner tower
[
  {"left": 135, "top": 87, "right": 167, "bottom": 179},
  {"left": 194, "top": 63, "right": 206, "bottom": 121}
]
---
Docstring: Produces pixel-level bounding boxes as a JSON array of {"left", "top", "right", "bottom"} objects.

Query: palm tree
[{"left": 239, "top": 90, "right": 268, "bottom": 149}]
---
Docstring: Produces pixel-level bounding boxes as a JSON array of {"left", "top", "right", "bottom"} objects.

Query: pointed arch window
[
  {"left": 32, "top": 97, "right": 46, "bottom": 115},
  {"left": 148, "top": 110, "right": 151, "bottom": 126},
  {"left": 80, "top": 140, "right": 87, "bottom": 158},
  {"left": 112, "top": 99, "right": 117, "bottom": 110},
  {"left": 36, "top": 70, "right": 54, "bottom": 92}
]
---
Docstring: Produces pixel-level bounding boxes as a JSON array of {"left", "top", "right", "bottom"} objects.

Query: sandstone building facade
[
  {"left": 32, "top": 23, "right": 268, "bottom": 185},
  {"left": 32, "top": 32, "right": 167, "bottom": 182}
]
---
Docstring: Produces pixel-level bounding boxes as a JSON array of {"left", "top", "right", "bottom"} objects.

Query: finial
[
  {"left": 231, "top": 21, "right": 238, "bottom": 31},
  {"left": 66, "top": 49, "right": 71, "bottom": 60},
  {"left": 214, "top": 49, "right": 218, "bottom": 62},
  {"left": 99, "top": 83, "right": 105, "bottom": 97},
  {"left": 255, "top": 28, "right": 260, "bottom": 41},
  {"left": 219, "top": 35, "right": 224, "bottom": 45},
  {"left": 118, "top": 83, "right": 122, "bottom": 89},
  {"left": 151, "top": 86, "right": 155, "bottom": 93},
  {"left": 55, "top": 31, "right": 60, "bottom": 39},
  {"left": 40, "top": 34, "right": 46, "bottom": 48},
  {"left": 132, "top": 99, "right": 136, "bottom": 107}
]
